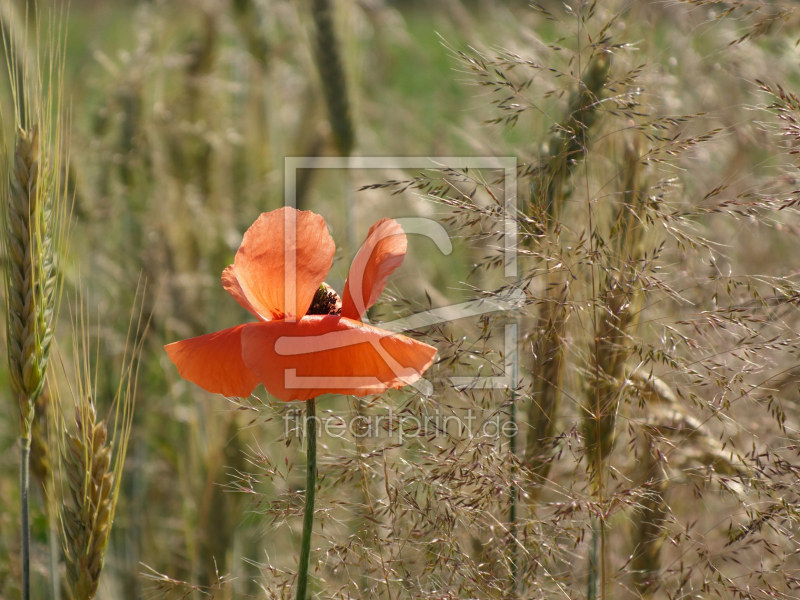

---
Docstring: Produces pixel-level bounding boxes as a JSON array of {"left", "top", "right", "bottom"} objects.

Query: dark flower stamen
[{"left": 307, "top": 283, "right": 342, "bottom": 316}]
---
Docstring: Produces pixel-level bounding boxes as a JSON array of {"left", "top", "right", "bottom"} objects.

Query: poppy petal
[
  {"left": 341, "top": 218, "right": 407, "bottom": 321},
  {"left": 165, "top": 325, "right": 259, "bottom": 398},
  {"left": 241, "top": 315, "right": 437, "bottom": 402},
  {"left": 233, "top": 207, "right": 335, "bottom": 320},
  {"left": 222, "top": 265, "right": 263, "bottom": 320}
]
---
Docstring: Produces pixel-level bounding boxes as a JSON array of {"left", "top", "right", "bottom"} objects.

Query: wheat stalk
[
  {"left": 5, "top": 127, "right": 51, "bottom": 428},
  {"left": 524, "top": 53, "right": 613, "bottom": 504},
  {"left": 53, "top": 292, "right": 146, "bottom": 600},
  {"left": 582, "top": 139, "right": 648, "bottom": 476},
  {"left": 576, "top": 137, "right": 649, "bottom": 600},
  {"left": 528, "top": 52, "right": 612, "bottom": 226},
  {"left": 28, "top": 383, "right": 61, "bottom": 600},
  {"left": 0, "top": 8, "right": 70, "bottom": 598},
  {"left": 61, "top": 402, "right": 114, "bottom": 600},
  {"left": 1, "top": 6, "right": 71, "bottom": 431},
  {"left": 524, "top": 283, "right": 568, "bottom": 493}
]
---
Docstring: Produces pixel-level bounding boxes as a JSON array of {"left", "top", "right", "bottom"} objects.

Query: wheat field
[{"left": 2, "top": 1, "right": 800, "bottom": 599}]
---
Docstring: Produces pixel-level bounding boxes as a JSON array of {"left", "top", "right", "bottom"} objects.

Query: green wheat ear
[
  {"left": 62, "top": 401, "right": 114, "bottom": 600},
  {"left": 0, "top": 2, "right": 71, "bottom": 437},
  {"left": 0, "top": 6, "right": 72, "bottom": 599},
  {"left": 5, "top": 127, "right": 57, "bottom": 430},
  {"left": 52, "top": 290, "right": 147, "bottom": 600}
]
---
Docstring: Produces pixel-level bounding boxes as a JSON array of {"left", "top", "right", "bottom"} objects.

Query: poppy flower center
[{"left": 306, "top": 283, "right": 342, "bottom": 316}]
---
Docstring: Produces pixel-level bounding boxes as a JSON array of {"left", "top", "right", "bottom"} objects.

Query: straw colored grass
[
  {"left": 62, "top": 401, "right": 114, "bottom": 600},
  {"left": 52, "top": 293, "right": 145, "bottom": 600}
]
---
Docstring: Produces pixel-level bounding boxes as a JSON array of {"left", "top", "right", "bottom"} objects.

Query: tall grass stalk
[
  {"left": 508, "top": 328, "right": 519, "bottom": 596},
  {"left": 231, "top": 0, "right": 268, "bottom": 67}
]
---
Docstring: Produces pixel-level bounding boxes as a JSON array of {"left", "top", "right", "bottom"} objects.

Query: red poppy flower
[{"left": 165, "top": 207, "right": 437, "bottom": 401}]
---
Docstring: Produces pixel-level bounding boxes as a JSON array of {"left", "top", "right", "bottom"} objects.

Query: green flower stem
[
  {"left": 21, "top": 435, "right": 31, "bottom": 600},
  {"left": 509, "top": 396, "right": 518, "bottom": 594},
  {"left": 296, "top": 398, "right": 317, "bottom": 600}
]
